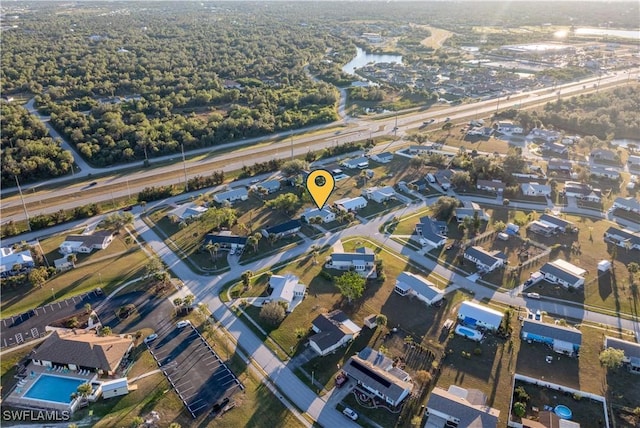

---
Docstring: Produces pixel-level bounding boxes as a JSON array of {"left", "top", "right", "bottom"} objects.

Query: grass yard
[
  {"left": 0, "top": 345, "right": 37, "bottom": 396},
  {"left": 1, "top": 236, "right": 148, "bottom": 318},
  {"left": 358, "top": 199, "right": 404, "bottom": 219}
]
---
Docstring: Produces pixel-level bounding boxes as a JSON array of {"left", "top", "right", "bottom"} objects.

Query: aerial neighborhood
[{"left": 1, "top": 2, "right": 639, "bottom": 428}]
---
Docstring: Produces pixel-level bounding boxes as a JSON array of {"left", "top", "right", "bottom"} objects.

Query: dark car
[
  {"left": 89, "top": 181, "right": 98, "bottom": 186},
  {"left": 122, "top": 205, "right": 134, "bottom": 211},
  {"left": 212, "top": 397, "right": 230, "bottom": 413}
]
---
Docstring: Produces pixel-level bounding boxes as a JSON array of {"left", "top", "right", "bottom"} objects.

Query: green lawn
[{"left": 1, "top": 235, "right": 148, "bottom": 318}]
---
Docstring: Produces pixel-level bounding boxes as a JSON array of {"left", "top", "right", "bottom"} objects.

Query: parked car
[
  {"left": 342, "top": 407, "right": 358, "bottom": 421},
  {"left": 144, "top": 333, "right": 158, "bottom": 344},
  {"left": 335, "top": 372, "right": 348, "bottom": 388},
  {"left": 526, "top": 292, "right": 540, "bottom": 299},
  {"left": 176, "top": 320, "right": 191, "bottom": 328},
  {"left": 444, "top": 117, "right": 451, "bottom": 122},
  {"left": 122, "top": 205, "right": 134, "bottom": 211}
]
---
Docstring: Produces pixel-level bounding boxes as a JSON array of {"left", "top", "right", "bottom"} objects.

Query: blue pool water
[
  {"left": 24, "top": 375, "right": 86, "bottom": 404},
  {"left": 458, "top": 327, "right": 476, "bottom": 337},
  {"left": 555, "top": 405, "right": 573, "bottom": 420}
]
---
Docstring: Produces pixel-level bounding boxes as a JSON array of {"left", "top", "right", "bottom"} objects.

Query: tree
[
  {"left": 260, "top": 301, "right": 286, "bottom": 326},
  {"left": 599, "top": 347, "right": 625, "bottom": 369},
  {"left": 67, "top": 253, "right": 77, "bottom": 268},
  {"left": 76, "top": 383, "right": 93, "bottom": 399},
  {"left": 248, "top": 235, "right": 260, "bottom": 252},
  {"left": 503, "top": 198, "right": 510, "bottom": 206},
  {"left": 280, "top": 159, "right": 309, "bottom": 176},
  {"left": 335, "top": 271, "right": 365, "bottom": 303},
  {"left": 513, "top": 402, "right": 526, "bottom": 418},
  {"left": 431, "top": 196, "right": 461, "bottom": 221},
  {"left": 268, "top": 232, "right": 277, "bottom": 246},
  {"left": 205, "top": 242, "right": 220, "bottom": 265},
  {"left": 414, "top": 370, "right": 432, "bottom": 387},
  {"left": 168, "top": 424, "right": 182, "bottom": 428},
  {"left": 451, "top": 171, "right": 471, "bottom": 189},
  {"left": 99, "top": 326, "right": 112, "bottom": 336},
  {"left": 241, "top": 270, "right": 253, "bottom": 287},
  {"left": 184, "top": 294, "right": 195, "bottom": 307},
  {"left": 28, "top": 267, "right": 49, "bottom": 288},
  {"left": 101, "top": 212, "right": 134, "bottom": 230},
  {"left": 265, "top": 193, "right": 300, "bottom": 214},
  {"left": 376, "top": 314, "right": 387, "bottom": 327},
  {"left": 493, "top": 220, "right": 507, "bottom": 233},
  {"left": 173, "top": 297, "right": 184, "bottom": 307},
  {"left": 442, "top": 121, "right": 453, "bottom": 135},
  {"left": 84, "top": 303, "right": 92, "bottom": 314},
  {"left": 131, "top": 417, "right": 145, "bottom": 428}
]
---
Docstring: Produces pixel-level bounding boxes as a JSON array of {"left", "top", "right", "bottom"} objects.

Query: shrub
[
  {"left": 514, "top": 401, "right": 527, "bottom": 418},
  {"left": 473, "top": 347, "right": 482, "bottom": 356},
  {"left": 260, "top": 301, "right": 286, "bottom": 326}
]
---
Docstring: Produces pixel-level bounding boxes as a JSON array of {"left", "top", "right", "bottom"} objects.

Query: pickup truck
[{"left": 335, "top": 372, "right": 348, "bottom": 388}]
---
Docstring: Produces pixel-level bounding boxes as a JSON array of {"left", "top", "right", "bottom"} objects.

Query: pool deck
[{"left": 4, "top": 364, "right": 97, "bottom": 411}]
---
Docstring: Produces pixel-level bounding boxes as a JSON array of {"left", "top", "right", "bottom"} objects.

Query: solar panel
[{"left": 349, "top": 359, "right": 391, "bottom": 388}]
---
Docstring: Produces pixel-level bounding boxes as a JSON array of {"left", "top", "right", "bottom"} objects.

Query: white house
[
  {"left": 267, "top": 274, "right": 306, "bottom": 312},
  {"left": 342, "top": 347, "right": 413, "bottom": 407},
  {"left": 301, "top": 207, "right": 335, "bottom": 224},
  {"left": 59, "top": 231, "right": 114, "bottom": 255},
  {"left": 458, "top": 301, "right": 504, "bottom": 331},
  {"left": 476, "top": 179, "right": 505, "bottom": 193},
  {"left": 0, "top": 247, "right": 34, "bottom": 277},
  {"left": 394, "top": 272, "right": 444, "bottom": 306},
  {"left": 341, "top": 156, "right": 369, "bottom": 169},
  {"left": 101, "top": 378, "right": 129, "bottom": 399},
  {"left": 167, "top": 203, "right": 207, "bottom": 221},
  {"left": 537, "top": 214, "right": 574, "bottom": 233},
  {"left": 541, "top": 142, "right": 568, "bottom": 155},
  {"left": 463, "top": 246, "right": 505, "bottom": 272},
  {"left": 326, "top": 247, "right": 376, "bottom": 278},
  {"left": 521, "top": 182, "right": 551, "bottom": 197},
  {"left": 603, "top": 227, "right": 640, "bottom": 250},
  {"left": 213, "top": 188, "right": 248, "bottom": 204},
  {"left": 590, "top": 165, "right": 620, "bottom": 180},
  {"left": 604, "top": 336, "right": 640, "bottom": 374},
  {"left": 539, "top": 259, "right": 586, "bottom": 289},
  {"left": 592, "top": 148, "right": 619, "bottom": 164},
  {"left": 308, "top": 310, "right": 361, "bottom": 356},
  {"left": 527, "top": 128, "right": 560, "bottom": 143},
  {"left": 254, "top": 179, "right": 281, "bottom": 194},
  {"left": 628, "top": 155, "right": 640, "bottom": 170},
  {"left": 612, "top": 197, "right": 640, "bottom": 213},
  {"left": 370, "top": 152, "right": 393, "bottom": 164},
  {"left": 335, "top": 196, "right": 368, "bottom": 212},
  {"left": 547, "top": 158, "right": 573, "bottom": 174},
  {"left": 454, "top": 202, "right": 490, "bottom": 222},
  {"left": 496, "top": 121, "right": 523, "bottom": 134},
  {"left": 426, "top": 386, "right": 500, "bottom": 428},
  {"left": 415, "top": 217, "right": 447, "bottom": 248},
  {"left": 362, "top": 186, "right": 396, "bottom": 203}
]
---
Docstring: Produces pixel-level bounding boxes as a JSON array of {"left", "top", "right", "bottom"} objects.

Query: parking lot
[
  {"left": 0, "top": 289, "right": 104, "bottom": 350},
  {"left": 146, "top": 319, "right": 243, "bottom": 418}
]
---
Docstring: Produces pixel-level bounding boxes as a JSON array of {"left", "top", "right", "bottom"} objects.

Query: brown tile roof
[{"left": 31, "top": 330, "right": 133, "bottom": 372}]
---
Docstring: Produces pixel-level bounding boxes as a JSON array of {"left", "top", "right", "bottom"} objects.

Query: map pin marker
[{"left": 306, "top": 169, "right": 336, "bottom": 210}]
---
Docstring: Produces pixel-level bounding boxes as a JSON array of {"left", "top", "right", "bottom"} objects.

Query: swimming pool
[
  {"left": 554, "top": 405, "right": 573, "bottom": 420},
  {"left": 24, "top": 374, "right": 86, "bottom": 404},
  {"left": 455, "top": 325, "right": 483, "bottom": 341}
]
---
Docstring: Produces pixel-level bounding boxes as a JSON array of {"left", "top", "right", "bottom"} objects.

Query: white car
[
  {"left": 144, "top": 333, "right": 158, "bottom": 344},
  {"left": 342, "top": 407, "right": 358, "bottom": 421},
  {"left": 526, "top": 292, "right": 540, "bottom": 299},
  {"left": 176, "top": 320, "right": 191, "bottom": 328}
]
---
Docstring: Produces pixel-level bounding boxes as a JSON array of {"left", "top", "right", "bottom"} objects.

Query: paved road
[{"left": 2, "top": 70, "right": 636, "bottom": 224}]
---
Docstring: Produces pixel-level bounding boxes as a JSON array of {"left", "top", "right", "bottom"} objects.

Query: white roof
[
  {"left": 458, "top": 301, "right": 504, "bottom": 327},
  {"left": 214, "top": 187, "right": 248, "bottom": 201},
  {"left": 101, "top": 378, "right": 128, "bottom": 391},
  {"left": 551, "top": 259, "right": 586, "bottom": 277},
  {"left": 335, "top": 196, "right": 367, "bottom": 210},
  {"left": 269, "top": 274, "right": 305, "bottom": 304},
  {"left": 0, "top": 249, "right": 33, "bottom": 272},
  {"left": 302, "top": 207, "right": 333, "bottom": 218},
  {"left": 168, "top": 203, "right": 207, "bottom": 220}
]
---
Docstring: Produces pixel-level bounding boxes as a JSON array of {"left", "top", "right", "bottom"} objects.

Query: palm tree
[
  {"left": 184, "top": 294, "right": 195, "bottom": 307},
  {"left": 248, "top": 235, "right": 259, "bottom": 253},
  {"left": 205, "top": 243, "right": 220, "bottom": 266},
  {"left": 268, "top": 233, "right": 277, "bottom": 246},
  {"left": 67, "top": 253, "right": 77, "bottom": 268}
]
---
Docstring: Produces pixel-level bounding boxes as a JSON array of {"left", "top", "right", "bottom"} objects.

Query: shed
[
  {"left": 364, "top": 314, "right": 378, "bottom": 329},
  {"left": 101, "top": 378, "right": 129, "bottom": 399},
  {"left": 597, "top": 260, "right": 611, "bottom": 272}
]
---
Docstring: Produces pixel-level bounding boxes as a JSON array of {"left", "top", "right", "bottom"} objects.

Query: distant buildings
[
  {"left": 167, "top": 203, "right": 207, "bottom": 221},
  {"left": 301, "top": 207, "right": 335, "bottom": 224},
  {"left": 454, "top": 202, "right": 490, "bottom": 222},
  {"left": 203, "top": 233, "right": 247, "bottom": 252},
  {"left": 612, "top": 197, "right": 640, "bottom": 213},
  {"left": 603, "top": 227, "right": 640, "bottom": 250},
  {"left": 370, "top": 152, "right": 393, "bottom": 164},
  {"left": 341, "top": 157, "right": 369, "bottom": 170},
  {"left": 521, "top": 182, "right": 551, "bottom": 197},
  {"left": 476, "top": 179, "right": 505, "bottom": 194}
]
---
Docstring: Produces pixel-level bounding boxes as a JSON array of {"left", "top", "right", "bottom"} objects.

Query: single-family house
[
  {"left": 29, "top": 330, "right": 134, "bottom": 376},
  {"left": 539, "top": 259, "right": 586, "bottom": 289},
  {"left": 425, "top": 386, "right": 500, "bottom": 428},
  {"left": 267, "top": 274, "right": 306, "bottom": 312},
  {"left": 476, "top": 179, "right": 505, "bottom": 193},
  {"left": 59, "top": 230, "right": 115, "bottom": 255},
  {"left": 603, "top": 227, "right": 640, "bottom": 250},
  {"left": 341, "top": 156, "right": 369, "bottom": 169},
  {"left": 407, "top": 145, "right": 433, "bottom": 155},
  {"left": 204, "top": 233, "right": 248, "bottom": 251},
  {"left": 521, "top": 182, "right": 551, "bottom": 197},
  {"left": 326, "top": 247, "right": 376, "bottom": 278},
  {"left": 434, "top": 169, "right": 454, "bottom": 190},
  {"left": 394, "top": 272, "right": 444, "bottom": 306},
  {"left": 213, "top": 188, "right": 248, "bottom": 204},
  {"left": 628, "top": 155, "right": 640, "bottom": 170},
  {"left": 547, "top": 158, "right": 573, "bottom": 174},
  {"left": 564, "top": 181, "right": 602, "bottom": 202},
  {"left": 410, "top": 178, "right": 429, "bottom": 191},
  {"left": 528, "top": 220, "right": 558, "bottom": 237},
  {"left": 604, "top": 336, "right": 640, "bottom": 374},
  {"left": 167, "top": 203, "right": 207, "bottom": 221},
  {"left": 590, "top": 165, "right": 621, "bottom": 180},
  {"left": 255, "top": 179, "right": 281, "bottom": 194},
  {"left": 454, "top": 202, "right": 490, "bottom": 222},
  {"left": 415, "top": 217, "right": 448, "bottom": 248},
  {"left": 457, "top": 301, "right": 504, "bottom": 332},
  {"left": 527, "top": 128, "right": 560, "bottom": 144},
  {"left": 309, "top": 310, "right": 361, "bottom": 356},
  {"left": 335, "top": 196, "right": 368, "bottom": 212},
  {"left": 370, "top": 152, "right": 393, "bottom": 164},
  {"left": 612, "top": 197, "right": 640, "bottom": 213},
  {"left": 362, "top": 186, "right": 396, "bottom": 203},
  {"left": 463, "top": 246, "right": 506, "bottom": 273},
  {"left": 591, "top": 149, "right": 620, "bottom": 165},
  {"left": 541, "top": 142, "right": 568, "bottom": 155},
  {"left": 0, "top": 247, "right": 34, "bottom": 277},
  {"left": 261, "top": 219, "right": 302, "bottom": 239},
  {"left": 521, "top": 319, "right": 582, "bottom": 356},
  {"left": 301, "top": 207, "right": 336, "bottom": 224},
  {"left": 342, "top": 347, "right": 413, "bottom": 407},
  {"left": 538, "top": 214, "right": 574, "bottom": 233},
  {"left": 496, "top": 121, "right": 523, "bottom": 134},
  {"left": 101, "top": 378, "right": 130, "bottom": 399}
]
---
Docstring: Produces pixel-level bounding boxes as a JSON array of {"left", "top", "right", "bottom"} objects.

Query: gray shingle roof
[
  {"left": 539, "top": 214, "right": 573, "bottom": 229},
  {"left": 604, "top": 336, "right": 640, "bottom": 360},
  {"left": 464, "top": 246, "right": 501, "bottom": 268},
  {"left": 396, "top": 272, "right": 442, "bottom": 301},
  {"left": 540, "top": 262, "right": 582, "bottom": 285},
  {"left": 522, "top": 320, "right": 582, "bottom": 345},
  {"left": 426, "top": 387, "right": 499, "bottom": 428},
  {"left": 204, "top": 234, "right": 247, "bottom": 246}
]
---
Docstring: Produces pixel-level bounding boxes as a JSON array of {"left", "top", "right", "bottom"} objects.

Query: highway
[{"left": 1, "top": 68, "right": 637, "bottom": 224}]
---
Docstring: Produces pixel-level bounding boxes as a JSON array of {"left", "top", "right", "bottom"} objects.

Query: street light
[{"left": 51, "top": 288, "right": 56, "bottom": 300}]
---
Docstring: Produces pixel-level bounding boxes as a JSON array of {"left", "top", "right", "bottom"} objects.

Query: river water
[{"left": 341, "top": 47, "right": 403, "bottom": 76}]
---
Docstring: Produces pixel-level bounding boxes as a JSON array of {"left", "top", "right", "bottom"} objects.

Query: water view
[
  {"left": 575, "top": 28, "right": 640, "bottom": 40},
  {"left": 342, "top": 47, "right": 403, "bottom": 76}
]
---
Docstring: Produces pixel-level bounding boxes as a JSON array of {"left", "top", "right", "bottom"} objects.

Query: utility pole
[
  {"left": 15, "top": 176, "right": 31, "bottom": 231},
  {"left": 181, "top": 143, "right": 188, "bottom": 192},
  {"left": 290, "top": 136, "right": 294, "bottom": 160}
]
